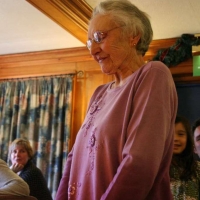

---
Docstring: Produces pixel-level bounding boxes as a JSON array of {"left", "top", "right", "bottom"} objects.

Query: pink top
[{"left": 56, "top": 61, "right": 178, "bottom": 200}]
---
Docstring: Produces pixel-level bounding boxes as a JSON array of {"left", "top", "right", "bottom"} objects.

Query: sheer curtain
[{"left": 0, "top": 75, "right": 74, "bottom": 198}]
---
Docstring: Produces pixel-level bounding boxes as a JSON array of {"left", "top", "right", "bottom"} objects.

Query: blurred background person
[
  {"left": 192, "top": 118, "right": 200, "bottom": 160},
  {"left": 9, "top": 138, "right": 52, "bottom": 200},
  {"left": 170, "top": 115, "right": 200, "bottom": 199},
  {"left": 0, "top": 158, "right": 29, "bottom": 196}
]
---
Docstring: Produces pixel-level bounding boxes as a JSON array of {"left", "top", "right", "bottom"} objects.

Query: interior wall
[
  {"left": 0, "top": 38, "right": 199, "bottom": 150},
  {"left": 176, "top": 83, "right": 200, "bottom": 124}
]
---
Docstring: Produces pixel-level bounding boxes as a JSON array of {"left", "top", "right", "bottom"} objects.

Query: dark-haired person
[
  {"left": 170, "top": 115, "right": 200, "bottom": 199},
  {"left": 192, "top": 118, "right": 200, "bottom": 159},
  {"left": 9, "top": 138, "right": 52, "bottom": 200}
]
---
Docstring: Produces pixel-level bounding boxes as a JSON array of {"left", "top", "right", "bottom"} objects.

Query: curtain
[{"left": 0, "top": 75, "right": 74, "bottom": 198}]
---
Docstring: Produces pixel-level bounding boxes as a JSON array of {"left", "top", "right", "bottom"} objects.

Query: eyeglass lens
[
  {"left": 87, "top": 31, "right": 106, "bottom": 49},
  {"left": 87, "top": 26, "right": 124, "bottom": 49}
]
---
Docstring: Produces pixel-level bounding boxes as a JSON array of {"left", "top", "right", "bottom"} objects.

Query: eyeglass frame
[{"left": 86, "top": 25, "right": 125, "bottom": 50}]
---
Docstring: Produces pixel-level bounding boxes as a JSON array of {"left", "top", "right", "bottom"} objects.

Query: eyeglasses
[{"left": 86, "top": 25, "right": 125, "bottom": 50}]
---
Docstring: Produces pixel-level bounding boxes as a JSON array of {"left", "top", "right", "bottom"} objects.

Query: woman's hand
[{"left": 10, "top": 162, "right": 24, "bottom": 173}]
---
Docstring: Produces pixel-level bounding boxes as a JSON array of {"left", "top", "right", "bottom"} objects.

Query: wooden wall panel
[{"left": 0, "top": 47, "right": 91, "bottom": 79}]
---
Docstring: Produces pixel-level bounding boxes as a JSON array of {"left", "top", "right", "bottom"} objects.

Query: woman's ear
[{"left": 129, "top": 34, "right": 141, "bottom": 47}]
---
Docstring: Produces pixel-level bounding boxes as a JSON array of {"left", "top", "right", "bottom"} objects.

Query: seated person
[
  {"left": 0, "top": 158, "right": 29, "bottom": 196},
  {"left": 170, "top": 115, "right": 200, "bottom": 199},
  {"left": 9, "top": 138, "right": 52, "bottom": 200},
  {"left": 192, "top": 118, "right": 200, "bottom": 159}
]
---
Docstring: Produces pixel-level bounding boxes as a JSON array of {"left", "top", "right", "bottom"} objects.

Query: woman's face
[
  {"left": 173, "top": 122, "right": 187, "bottom": 154},
  {"left": 11, "top": 145, "right": 29, "bottom": 166},
  {"left": 88, "top": 14, "right": 137, "bottom": 75}
]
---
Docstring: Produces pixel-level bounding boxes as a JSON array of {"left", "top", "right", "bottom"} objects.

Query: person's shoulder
[
  {"left": 21, "top": 162, "right": 46, "bottom": 182},
  {"left": 95, "top": 82, "right": 111, "bottom": 92},
  {"left": 23, "top": 161, "right": 43, "bottom": 175},
  {"left": 0, "top": 158, "right": 7, "bottom": 166},
  {"left": 90, "top": 83, "right": 111, "bottom": 99},
  {"left": 134, "top": 61, "right": 172, "bottom": 83},
  {"left": 143, "top": 61, "right": 170, "bottom": 73}
]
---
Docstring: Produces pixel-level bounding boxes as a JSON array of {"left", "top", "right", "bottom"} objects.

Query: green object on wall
[{"left": 193, "top": 55, "right": 200, "bottom": 76}]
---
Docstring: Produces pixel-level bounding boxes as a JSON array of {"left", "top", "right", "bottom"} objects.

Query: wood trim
[
  {"left": 26, "top": 0, "right": 92, "bottom": 43},
  {"left": 0, "top": 47, "right": 92, "bottom": 79},
  {"left": 1, "top": 38, "right": 200, "bottom": 83}
]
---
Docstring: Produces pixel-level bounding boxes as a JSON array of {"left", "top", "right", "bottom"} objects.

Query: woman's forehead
[
  {"left": 89, "top": 14, "right": 113, "bottom": 32},
  {"left": 12, "top": 144, "right": 25, "bottom": 150}
]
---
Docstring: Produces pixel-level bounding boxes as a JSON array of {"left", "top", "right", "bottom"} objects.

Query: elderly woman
[
  {"left": 0, "top": 158, "right": 29, "bottom": 196},
  {"left": 56, "top": 0, "right": 178, "bottom": 200},
  {"left": 9, "top": 138, "right": 52, "bottom": 200}
]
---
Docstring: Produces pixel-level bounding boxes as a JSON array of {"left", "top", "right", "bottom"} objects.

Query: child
[{"left": 170, "top": 115, "right": 200, "bottom": 199}]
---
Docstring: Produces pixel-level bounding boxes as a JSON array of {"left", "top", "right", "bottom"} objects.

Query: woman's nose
[
  {"left": 15, "top": 151, "right": 20, "bottom": 156},
  {"left": 90, "top": 42, "right": 101, "bottom": 55}
]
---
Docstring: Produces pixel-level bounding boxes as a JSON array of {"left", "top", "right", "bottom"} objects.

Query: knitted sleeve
[{"left": 19, "top": 163, "right": 52, "bottom": 200}]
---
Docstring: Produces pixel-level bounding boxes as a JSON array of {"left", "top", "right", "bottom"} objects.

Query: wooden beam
[{"left": 26, "top": 0, "right": 92, "bottom": 43}]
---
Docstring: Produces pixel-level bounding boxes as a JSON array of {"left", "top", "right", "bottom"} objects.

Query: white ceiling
[{"left": 0, "top": 0, "right": 200, "bottom": 56}]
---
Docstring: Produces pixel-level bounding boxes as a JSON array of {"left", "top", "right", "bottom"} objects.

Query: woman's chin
[{"left": 101, "top": 67, "right": 114, "bottom": 75}]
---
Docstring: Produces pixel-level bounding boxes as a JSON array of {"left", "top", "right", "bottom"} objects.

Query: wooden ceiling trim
[
  {"left": 26, "top": 0, "right": 92, "bottom": 43},
  {"left": 0, "top": 47, "right": 92, "bottom": 68},
  {"left": 60, "top": 0, "right": 92, "bottom": 22}
]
